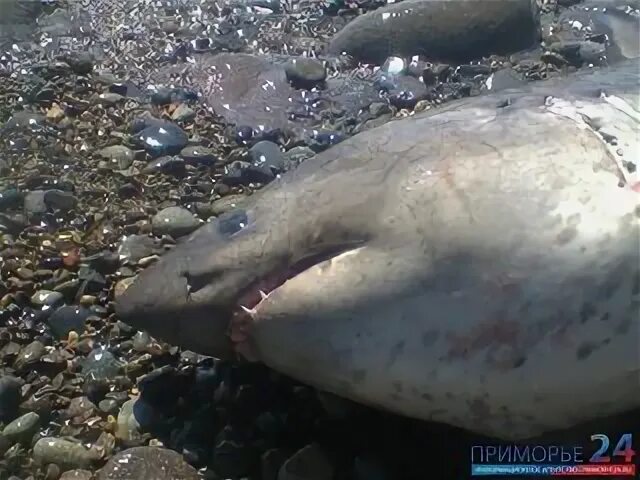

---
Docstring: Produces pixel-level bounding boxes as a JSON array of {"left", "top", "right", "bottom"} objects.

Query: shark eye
[{"left": 217, "top": 209, "right": 249, "bottom": 237}]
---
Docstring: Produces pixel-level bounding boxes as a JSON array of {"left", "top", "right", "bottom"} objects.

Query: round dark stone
[
  {"left": 0, "top": 376, "right": 21, "bottom": 422},
  {"left": 248, "top": 141, "right": 285, "bottom": 172},
  {"left": 47, "top": 305, "right": 92, "bottom": 339},
  {"left": 134, "top": 123, "right": 189, "bottom": 158}
]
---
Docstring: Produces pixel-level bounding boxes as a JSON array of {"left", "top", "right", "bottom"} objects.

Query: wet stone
[
  {"left": 235, "top": 125, "right": 254, "bottom": 144},
  {"left": 44, "top": 189, "right": 77, "bottom": 211},
  {"left": 13, "top": 340, "right": 45, "bottom": 370},
  {"left": 134, "top": 123, "right": 188, "bottom": 158},
  {"left": 0, "top": 188, "right": 23, "bottom": 211},
  {"left": 97, "top": 446, "right": 200, "bottom": 480},
  {"left": 118, "top": 235, "right": 156, "bottom": 264},
  {"left": 0, "top": 376, "right": 22, "bottom": 422},
  {"left": 97, "top": 145, "right": 135, "bottom": 170},
  {"left": 249, "top": 141, "right": 285, "bottom": 172},
  {"left": 82, "top": 348, "right": 122, "bottom": 381},
  {"left": 309, "top": 130, "right": 344, "bottom": 153},
  {"left": 142, "top": 155, "right": 185, "bottom": 175},
  {"left": 93, "top": 93, "right": 125, "bottom": 106},
  {"left": 2, "top": 411, "right": 40, "bottom": 444},
  {"left": 47, "top": 305, "right": 92, "bottom": 339},
  {"left": 3, "top": 111, "right": 46, "bottom": 132},
  {"left": 285, "top": 58, "right": 327, "bottom": 89},
  {"left": 378, "top": 75, "right": 428, "bottom": 109},
  {"left": 61, "top": 396, "right": 96, "bottom": 421},
  {"left": 457, "top": 64, "right": 492, "bottom": 77},
  {"left": 98, "top": 399, "right": 120, "bottom": 415},
  {"left": 180, "top": 146, "right": 217, "bottom": 166},
  {"left": 151, "top": 206, "right": 200, "bottom": 238},
  {"left": 63, "top": 52, "right": 94, "bottom": 75},
  {"left": 33, "top": 437, "right": 99, "bottom": 470},
  {"left": 222, "top": 161, "right": 276, "bottom": 187},
  {"left": 24, "top": 190, "right": 47, "bottom": 215},
  {"left": 150, "top": 87, "right": 174, "bottom": 106}
]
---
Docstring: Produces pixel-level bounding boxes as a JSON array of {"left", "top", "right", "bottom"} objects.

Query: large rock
[
  {"left": 327, "top": 0, "right": 540, "bottom": 64},
  {"left": 97, "top": 446, "right": 200, "bottom": 480}
]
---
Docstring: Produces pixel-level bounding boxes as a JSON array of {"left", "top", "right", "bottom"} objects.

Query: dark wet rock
[
  {"left": 93, "top": 93, "right": 125, "bottom": 106},
  {"left": 77, "top": 266, "right": 107, "bottom": 294},
  {"left": 31, "top": 290, "right": 65, "bottom": 308},
  {"left": 47, "top": 305, "right": 92, "bottom": 339},
  {"left": 328, "top": 0, "right": 540, "bottom": 65},
  {"left": 249, "top": 141, "right": 285, "bottom": 171},
  {"left": 24, "top": 190, "right": 47, "bottom": 215},
  {"left": 33, "top": 437, "right": 99, "bottom": 470},
  {"left": 44, "top": 189, "right": 77, "bottom": 211},
  {"left": 150, "top": 88, "right": 174, "bottom": 106},
  {"left": 546, "top": 40, "right": 607, "bottom": 67},
  {"left": 62, "top": 52, "right": 95, "bottom": 75},
  {"left": 180, "top": 146, "right": 217, "bottom": 166},
  {"left": 235, "top": 125, "right": 254, "bottom": 144},
  {"left": 2, "top": 411, "right": 40, "bottom": 444},
  {"left": 134, "top": 123, "right": 188, "bottom": 158},
  {"left": 222, "top": 161, "right": 276, "bottom": 186},
  {"left": 109, "top": 81, "right": 144, "bottom": 98},
  {"left": 0, "top": 188, "right": 23, "bottom": 211},
  {"left": 142, "top": 155, "right": 185, "bottom": 175},
  {"left": 457, "top": 63, "right": 492, "bottom": 77},
  {"left": 61, "top": 396, "right": 97, "bottom": 421},
  {"left": 308, "top": 130, "right": 345, "bottom": 153},
  {"left": 138, "top": 366, "right": 189, "bottom": 411},
  {"left": 378, "top": 75, "right": 428, "bottom": 109},
  {"left": 278, "top": 444, "right": 334, "bottom": 480},
  {"left": 97, "top": 145, "right": 135, "bottom": 170},
  {"left": 82, "top": 348, "right": 122, "bottom": 381},
  {"left": 0, "top": 375, "right": 21, "bottom": 422},
  {"left": 97, "top": 446, "right": 200, "bottom": 480},
  {"left": 118, "top": 235, "right": 157, "bottom": 264},
  {"left": 3, "top": 111, "right": 46, "bottom": 132},
  {"left": 285, "top": 58, "right": 327, "bottom": 89},
  {"left": 151, "top": 206, "right": 200, "bottom": 238},
  {"left": 98, "top": 399, "right": 120, "bottom": 415},
  {"left": 13, "top": 340, "right": 45, "bottom": 370}
]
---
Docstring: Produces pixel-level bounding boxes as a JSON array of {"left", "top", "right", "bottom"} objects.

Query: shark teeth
[
  {"left": 240, "top": 305, "right": 257, "bottom": 317},
  {"left": 259, "top": 290, "right": 269, "bottom": 300}
]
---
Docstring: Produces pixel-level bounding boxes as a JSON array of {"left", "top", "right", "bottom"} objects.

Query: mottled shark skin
[
  {"left": 327, "top": 0, "right": 541, "bottom": 64},
  {"left": 117, "top": 60, "right": 640, "bottom": 440}
]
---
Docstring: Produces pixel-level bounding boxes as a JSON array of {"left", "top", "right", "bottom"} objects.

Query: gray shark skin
[{"left": 117, "top": 61, "right": 640, "bottom": 440}]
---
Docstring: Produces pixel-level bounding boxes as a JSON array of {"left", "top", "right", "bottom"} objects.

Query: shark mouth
[{"left": 228, "top": 244, "right": 363, "bottom": 357}]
